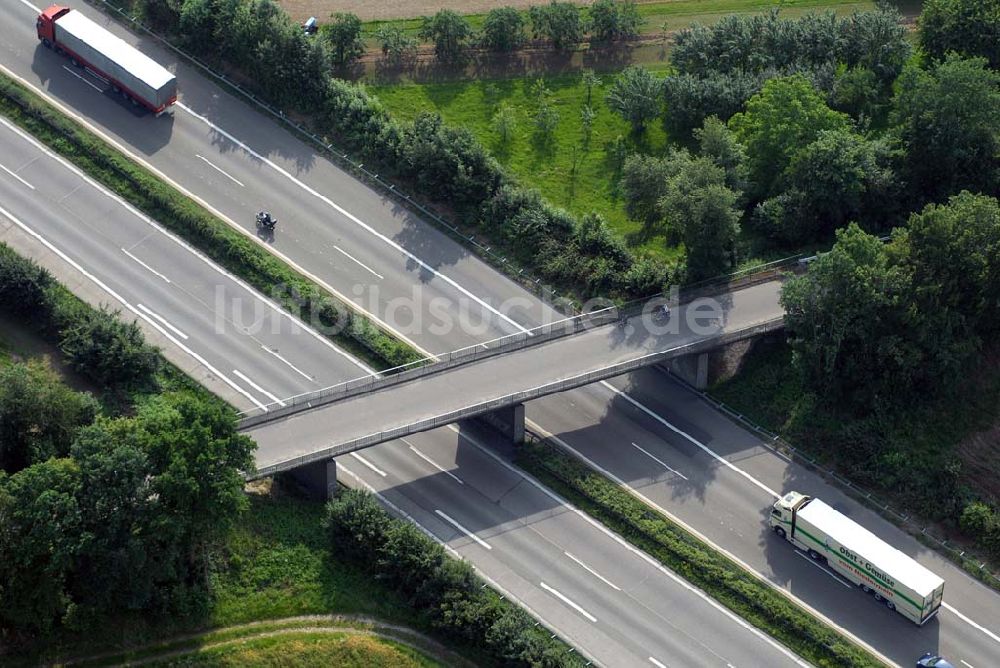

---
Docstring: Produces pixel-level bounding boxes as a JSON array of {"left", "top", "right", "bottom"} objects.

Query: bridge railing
[
  {"left": 239, "top": 264, "right": 798, "bottom": 428},
  {"left": 250, "top": 318, "right": 785, "bottom": 477}
]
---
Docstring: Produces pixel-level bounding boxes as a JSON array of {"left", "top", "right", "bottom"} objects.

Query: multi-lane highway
[
  {"left": 0, "top": 86, "right": 807, "bottom": 668},
  {"left": 2, "top": 1, "right": 998, "bottom": 666}
]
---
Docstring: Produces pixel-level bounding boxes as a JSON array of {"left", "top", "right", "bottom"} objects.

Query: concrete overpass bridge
[{"left": 242, "top": 279, "right": 786, "bottom": 480}]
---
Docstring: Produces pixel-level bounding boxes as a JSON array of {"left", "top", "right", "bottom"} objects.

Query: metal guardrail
[
  {"left": 673, "top": 372, "right": 1000, "bottom": 592},
  {"left": 238, "top": 270, "right": 795, "bottom": 428},
  {"left": 249, "top": 319, "right": 784, "bottom": 478}
]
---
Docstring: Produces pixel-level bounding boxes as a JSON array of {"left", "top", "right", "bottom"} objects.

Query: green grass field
[
  {"left": 371, "top": 74, "right": 679, "bottom": 261},
  {"left": 141, "top": 632, "right": 442, "bottom": 668}
]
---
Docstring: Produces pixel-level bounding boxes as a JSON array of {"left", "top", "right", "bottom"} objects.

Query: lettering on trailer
[{"left": 838, "top": 546, "right": 896, "bottom": 589}]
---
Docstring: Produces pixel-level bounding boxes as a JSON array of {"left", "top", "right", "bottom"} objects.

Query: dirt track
[{"left": 279, "top": 0, "right": 593, "bottom": 22}]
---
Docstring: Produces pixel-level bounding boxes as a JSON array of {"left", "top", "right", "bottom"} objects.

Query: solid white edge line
[
  {"left": 539, "top": 582, "right": 597, "bottom": 623},
  {"left": 648, "top": 658, "right": 667, "bottom": 668},
  {"left": 0, "top": 161, "right": 35, "bottom": 190},
  {"left": 942, "top": 603, "right": 1000, "bottom": 645},
  {"left": 0, "top": 110, "right": 374, "bottom": 379},
  {"left": 260, "top": 345, "right": 312, "bottom": 381},
  {"left": 349, "top": 452, "right": 386, "bottom": 477},
  {"left": 121, "top": 248, "right": 171, "bottom": 282},
  {"left": 61, "top": 65, "right": 102, "bottom": 92},
  {"left": 601, "top": 380, "right": 780, "bottom": 498},
  {"left": 136, "top": 303, "right": 189, "bottom": 340},
  {"left": 450, "top": 423, "right": 814, "bottom": 667},
  {"left": 564, "top": 552, "right": 621, "bottom": 591},
  {"left": 18, "top": 0, "right": 41, "bottom": 15},
  {"left": 195, "top": 154, "right": 245, "bottom": 187},
  {"left": 231, "top": 369, "right": 285, "bottom": 407},
  {"left": 795, "top": 551, "right": 853, "bottom": 589},
  {"left": 434, "top": 509, "right": 491, "bottom": 551},
  {"left": 406, "top": 443, "right": 463, "bottom": 485},
  {"left": 334, "top": 244, "right": 383, "bottom": 280},
  {"left": 175, "top": 101, "right": 531, "bottom": 336},
  {"left": 0, "top": 69, "right": 411, "bottom": 369},
  {"left": 335, "top": 463, "right": 603, "bottom": 667},
  {"left": 631, "top": 441, "right": 689, "bottom": 481},
  {"left": 0, "top": 203, "right": 266, "bottom": 413},
  {"left": 960, "top": 660, "right": 975, "bottom": 668}
]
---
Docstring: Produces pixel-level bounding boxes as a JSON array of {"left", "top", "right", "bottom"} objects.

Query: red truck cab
[{"left": 36, "top": 5, "right": 70, "bottom": 45}]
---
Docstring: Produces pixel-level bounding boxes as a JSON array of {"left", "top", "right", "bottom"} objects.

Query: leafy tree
[
  {"left": 893, "top": 192, "right": 1000, "bottom": 335},
  {"left": 830, "top": 65, "right": 881, "bottom": 122},
  {"left": 662, "top": 71, "right": 762, "bottom": 140},
  {"left": 695, "top": 115, "right": 749, "bottom": 195},
  {"left": 0, "top": 458, "right": 81, "bottom": 634},
  {"left": 533, "top": 102, "right": 560, "bottom": 143},
  {"left": 606, "top": 65, "right": 662, "bottom": 132},
  {"left": 529, "top": 2, "right": 587, "bottom": 49},
  {"left": 773, "top": 129, "right": 892, "bottom": 242},
  {"left": 589, "top": 0, "right": 643, "bottom": 42},
  {"left": 419, "top": 9, "right": 474, "bottom": 63},
  {"left": 492, "top": 103, "right": 518, "bottom": 146},
  {"left": 58, "top": 307, "right": 160, "bottom": 392},
  {"left": 781, "top": 224, "right": 916, "bottom": 409},
  {"left": 581, "top": 69, "right": 602, "bottom": 105},
  {"left": 580, "top": 104, "right": 597, "bottom": 144},
  {"left": 375, "top": 24, "right": 417, "bottom": 64},
  {"left": 729, "top": 75, "right": 851, "bottom": 200},
  {"left": 480, "top": 7, "right": 526, "bottom": 51},
  {"left": 323, "top": 12, "right": 365, "bottom": 68},
  {"left": 838, "top": 8, "right": 911, "bottom": 83},
  {"left": 920, "top": 0, "right": 1000, "bottom": 69},
  {"left": 0, "top": 244, "right": 50, "bottom": 320},
  {"left": 177, "top": 0, "right": 216, "bottom": 55},
  {"left": 659, "top": 158, "right": 741, "bottom": 280},
  {"left": 0, "top": 361, "right": 98, "bottom": 473},
  {"left": 621, "top": 154, "right": 676, "bottom": 228},
  {"left": 891, "top": 55, "right": 1000, "bottom": 205}
]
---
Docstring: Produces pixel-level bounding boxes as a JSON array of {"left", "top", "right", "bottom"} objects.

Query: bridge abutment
[
  {"left": 283, "top": 458, "right": 339, "bottom": 500},
  {"left": 666, "top": 351, "right": 710, "bottom": 390},
  {"left": 472, "top": 402, "right": 525, "bottom": 444}
]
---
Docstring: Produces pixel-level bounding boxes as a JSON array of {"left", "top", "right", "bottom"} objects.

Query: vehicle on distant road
[
  {"left": 36, "top": 4, "right": 177, "bottom": 114},
  {"left": 770, "top": 491, "right": 945, "bottom": 625},
  {"left": 916, "top": 653, "right": 955, "bottom": 668}
]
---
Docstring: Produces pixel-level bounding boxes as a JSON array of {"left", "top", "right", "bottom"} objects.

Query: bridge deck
[{"left": 246, "top": 281, "right": 784, "bottom": 475}]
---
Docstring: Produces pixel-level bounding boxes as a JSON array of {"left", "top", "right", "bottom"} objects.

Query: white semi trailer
[{"left": 769, "top": 491, "right": 945, "bottom": 625}]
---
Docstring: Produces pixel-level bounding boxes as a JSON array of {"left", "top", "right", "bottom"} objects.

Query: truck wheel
[
  {"left": 885, "top": 600, "right": 895, "bottom": 611},
  {"left": 860, "top": 584, "right": 872, "bottom": 594},
  {"left": 808, "top": 549, "right": 823, "bottom": 561},
  {"left": 873, "top": 592, "right": 884, "bottom": 602},
  {"left": 41, "top": 38, "right": 51, "bottom": 49},
  {"left": 774, "top": 526, "right": 786, "bottom": 539},
  {"left": 70, "top": 57, "right": 81, "bottom": 67}
]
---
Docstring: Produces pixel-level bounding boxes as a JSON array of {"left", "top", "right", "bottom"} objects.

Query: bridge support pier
[
  {"left": 474, "top": 402, "right": 525, "bottom": 444},
  {"left": 665, "top": 351, "right": 710, "bottom": 390},
  {"left": 284, "top": 458, "right": 339, "bottom": 500}
]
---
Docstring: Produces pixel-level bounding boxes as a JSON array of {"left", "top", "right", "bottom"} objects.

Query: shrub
[
  {"left": 589, "top": 0, "right": 643, "bottom": 42},
  {"left": 480, "top": 7, "right": 526, "bottom": 51},
  {"left": 529, "top": 1, "right": 587, "bottom": 49}
]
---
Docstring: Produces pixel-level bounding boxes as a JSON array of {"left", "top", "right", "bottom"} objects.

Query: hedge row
[
  {"left": 0, "top": 242, "right": 159, "bottom": 394},
  {"left": 0, "top": 73, "right": 421, "bottom": 370},
  {"left": 325, "top": 489, "right": 586, "bottom": 668},
  {"left": 517, "top": 440, "right": 886, "bottom": 668},
  {"left": 134, "top": 0, "right": 675, "bottom": 300}
]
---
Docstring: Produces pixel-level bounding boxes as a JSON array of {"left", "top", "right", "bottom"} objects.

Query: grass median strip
[
  {"left": 0, "top": 72, "right": 422, "bottom": 372},
  {"left": 517, "top": 438, "right": 887, "bottom": 668}
]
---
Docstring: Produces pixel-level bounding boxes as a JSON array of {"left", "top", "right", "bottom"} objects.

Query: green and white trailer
[{"left": 769, "top": 491, "right": 945, "bottom": 625}]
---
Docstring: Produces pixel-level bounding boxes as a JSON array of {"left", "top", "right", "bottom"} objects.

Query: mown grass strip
[
  {"left": 0, "top": 72, "right": 422, "bottom": 371},
  {"left": 516, "top": 439, "right": 887, "bottom": 668}
]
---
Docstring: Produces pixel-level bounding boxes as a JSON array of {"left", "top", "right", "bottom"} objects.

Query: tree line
[
  {"left": 139, "top": 0, "right": 671, "bottom": 300},
  {"left": 325, "top": 489, "right": 585, "bottom": 667},
  {"left": 0, "top": 244, "right": 254, "bottom": 644}
]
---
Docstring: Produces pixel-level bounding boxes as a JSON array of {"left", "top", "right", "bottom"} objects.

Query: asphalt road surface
[
  {"left": 3, "top": 2, "right": 997, "bottom": 666},
  {"left": 0, "top": 88, "right": 805, "bottom": 668}
]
